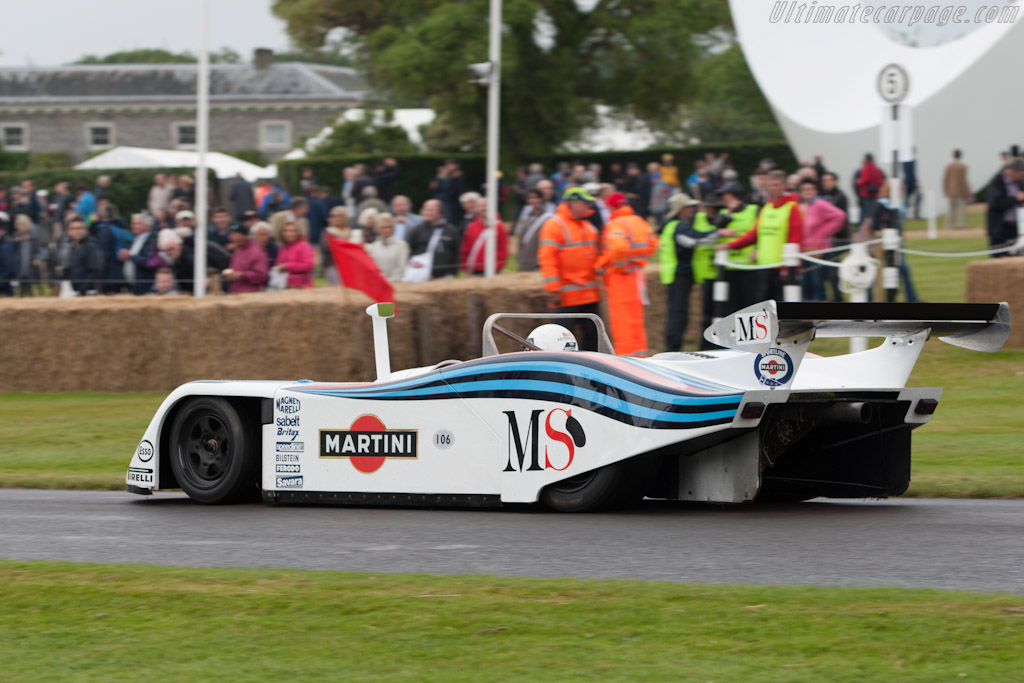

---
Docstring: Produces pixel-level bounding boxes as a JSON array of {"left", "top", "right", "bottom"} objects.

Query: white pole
[
  {"left": 193, "top": 0, "right": 210, "bottom": 297},
  {"left": 483, "top": 0, "right": 502, "bottom": 278}
]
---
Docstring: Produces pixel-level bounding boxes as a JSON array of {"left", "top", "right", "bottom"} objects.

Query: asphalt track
[{"left": 2, "top": 489, "right": 1023, "bottom": 593}]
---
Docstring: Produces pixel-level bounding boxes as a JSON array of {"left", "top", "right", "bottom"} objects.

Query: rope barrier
[{"left": 897, "top": 244, "right": 1021, "bottom": 258}]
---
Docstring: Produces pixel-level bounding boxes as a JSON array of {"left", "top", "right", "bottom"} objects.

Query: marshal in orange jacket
[
  {"left": 537, "top": 203, "right": 601, "bottom": 308},
  {"left": 596, "top": 204, "right": 658, "bottom": 356}
]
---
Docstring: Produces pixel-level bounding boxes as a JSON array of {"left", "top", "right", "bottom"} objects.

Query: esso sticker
[
  {"left": 433, "top": 430, "right": 454, "bottom": 450},
  {"left": 137, "top": 440, "right": 155, "bottom": 462}
]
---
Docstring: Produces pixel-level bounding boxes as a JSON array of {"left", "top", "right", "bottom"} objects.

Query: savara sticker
[
  {"left": 276, "top": 441, "right": 304, "bottom": 453},
  {"left": 754, "top": 348, "right": 794, "bottom": 388},
  {"left": 127, "top": 467, "right": 154, "bottom": 484},
  {"left": 319, "top": 415, "right": 418, "bottom": 473},
  {"left": 503, "top": 408, "right": 586, "bottom": 473},
  {"left": 136, "top": 440, "right": 154, "bottom": 463},
  {"left": 276, "top": 396, "right": 301, "bottom": 414},
  {"left": 276, "top": 475, "right": 303, "bottom": 489},
  {"left": 735, "top": 310, "right": 770, "bottom": 345}
]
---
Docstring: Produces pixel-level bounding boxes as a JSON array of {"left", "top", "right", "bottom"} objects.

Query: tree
[
  {"left": 271, "top": 0, "right": 732, "bottom": 161},
  {"left": 312, "top": 110, "right": 419, "bottom": 157},
  {"left": 685, "top": 44, "right": 782, "bottom": 143},
  {"left": 72, "top": 47, "right": 241, "bottom": 65}
]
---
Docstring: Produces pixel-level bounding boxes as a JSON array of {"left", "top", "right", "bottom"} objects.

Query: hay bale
[
  {"left": 0, "top": 267, "right": 717, "bottom": 392},
  {"left": 965, "top": 256, "right": 1024, "bottom": 348}
]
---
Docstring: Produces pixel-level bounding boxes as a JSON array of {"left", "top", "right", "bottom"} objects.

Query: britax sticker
[
  {"left": 735, "top": 310, "right": 770, "bottom": 345},
  {"left": 754, "top": 348, "right": 794, "bottom": 388}
]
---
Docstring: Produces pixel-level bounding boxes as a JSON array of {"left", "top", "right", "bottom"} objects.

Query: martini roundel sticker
[{"left": 754, "top": 348, "right": 794, "bottom": 388}]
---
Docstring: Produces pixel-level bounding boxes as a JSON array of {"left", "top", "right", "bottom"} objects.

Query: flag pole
[
  {"left": 193, "top": 0, "right": 210, "bottom": 297},
  {"left": 483, "top": 0, "right": 502, "bottom": 278}
]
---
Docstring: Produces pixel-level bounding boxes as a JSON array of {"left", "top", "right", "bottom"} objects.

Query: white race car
[{"left": 126, "top": 300, "right": 1009, "bottom": 511}]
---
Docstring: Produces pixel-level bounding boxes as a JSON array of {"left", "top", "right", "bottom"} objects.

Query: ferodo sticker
[{"left": 754, "top": 348, "right": 794, "bottom": 388}]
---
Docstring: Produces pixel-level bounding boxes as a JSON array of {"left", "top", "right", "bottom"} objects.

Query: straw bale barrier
[
  {"left": 965, "top": 256, "right": 1024, "bottom": 348},
  {"left": 0, "top": 268, "right": 704, "bottom": 392}
]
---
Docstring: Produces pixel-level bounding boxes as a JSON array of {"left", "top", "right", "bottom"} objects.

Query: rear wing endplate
[{"left": 705, "top": 301, "right": 1011, "bottom": 353}]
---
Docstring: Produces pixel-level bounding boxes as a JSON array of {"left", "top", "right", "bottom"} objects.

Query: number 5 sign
[{"left": 877, "top": 64, "right": 910, "bottom": 104}]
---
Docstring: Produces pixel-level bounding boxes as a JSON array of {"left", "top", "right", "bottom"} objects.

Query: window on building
[
  {"left": 173, "top": 123, "right": 197, "bottom": 149},
  {"left": 86, "top": 123, "right": 115, "bottom": 149},
  {"left": 260, "top": 121, "right": 292, "bottom": 150},
  {"left": 1, "top": 123, "right": 28, "bottom": 151}
]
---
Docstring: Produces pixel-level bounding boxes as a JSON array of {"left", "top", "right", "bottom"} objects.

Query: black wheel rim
[
  {"left": 551, "top": 470, "right": 599, "bottom": 495},
  {"left": 178, "top": 412, "right": 233, "bottom": 491}
]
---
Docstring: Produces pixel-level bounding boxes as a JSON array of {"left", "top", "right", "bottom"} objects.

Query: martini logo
[
  {"left": 319, "top": 415, "right": 418, "bottom": 473},
  {"left": 754, "top": 348, "right": 794, "bottom": 388},
  {"left": 735, "top": 310, "right": 770, "bottom": 345},
  {"left": 503, "top": 409, "right": 586, "bottom": 473}
]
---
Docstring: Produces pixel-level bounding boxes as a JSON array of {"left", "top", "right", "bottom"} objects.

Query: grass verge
[{"left": 2, "top": 560, "right": 1023, "bottom": 681}]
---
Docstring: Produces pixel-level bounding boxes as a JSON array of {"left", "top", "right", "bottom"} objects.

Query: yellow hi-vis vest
[
  {"left": 691, "top": 212, "right": 718, "bottom": 284},
  {"left": 755, "top": 201, "right": 795, "bottom": 265},
  {"left": 723, "top": 204, "right": 758, "bottom": 268}
]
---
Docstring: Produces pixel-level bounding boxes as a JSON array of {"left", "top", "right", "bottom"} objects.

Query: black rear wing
[{"left": 706, "top": 301, "right": 1011, "bottom": 353}]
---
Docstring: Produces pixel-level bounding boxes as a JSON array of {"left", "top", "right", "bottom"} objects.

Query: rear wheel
[
  {"left": 540, "top": 462, "right": 634, "bottom": 512},
  {"left": 168, "top": 397, "right": 258, "bottom": 504}
]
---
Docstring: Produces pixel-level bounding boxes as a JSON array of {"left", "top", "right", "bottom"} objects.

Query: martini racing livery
[{"left": 126, "top": 300, "right": 1010, "bottom": 511}]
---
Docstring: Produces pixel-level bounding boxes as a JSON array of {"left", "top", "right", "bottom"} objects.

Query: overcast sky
[{"left": 0, "top": 0, "right": 292, "bottom": 67}]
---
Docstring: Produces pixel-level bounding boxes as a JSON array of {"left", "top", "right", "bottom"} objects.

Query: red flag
[{"left": 327, "top": 235, "right": 394, "bottom": 303}]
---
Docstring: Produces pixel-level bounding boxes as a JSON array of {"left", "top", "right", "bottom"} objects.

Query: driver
[{"left": 525, "top": 324, "right": 579, "bottom": 352}]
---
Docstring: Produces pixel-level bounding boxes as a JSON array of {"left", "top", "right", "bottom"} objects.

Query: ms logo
[
  {"left": 735, "top": 310, "right": 770, "bottom": 345},
  {"left": 503, "top": 409, "right": 587, "bottom": 473}
]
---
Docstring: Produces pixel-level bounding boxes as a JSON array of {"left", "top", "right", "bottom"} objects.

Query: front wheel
[{"left": 168, "top": 397, "right": 258, "bottom": 504}]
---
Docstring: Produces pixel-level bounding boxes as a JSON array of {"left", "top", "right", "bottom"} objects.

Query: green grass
[
  {"left": 0, "top": 392, "right": 164, "bottom": 489},
  {"left": 2, "top": 560, "right": 1023, "bottom": 681}
]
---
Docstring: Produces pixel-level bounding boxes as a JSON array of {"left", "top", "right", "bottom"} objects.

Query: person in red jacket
[
  {"left": 855, "top": 153, "right": 885, "bottom": 222},
  {"left": 274, "top": 220, "right": 315, "bottom": 289},
  {"left": 224, "top": 224, "right": 269, "bottom": 294},
  {"left": 459, "top": 196, "right": 508, "bottom": 275}
]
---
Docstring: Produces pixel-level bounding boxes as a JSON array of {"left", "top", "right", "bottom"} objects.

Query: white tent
[{"left": 75, "top": 146, "right": 275, "bottom": 182}]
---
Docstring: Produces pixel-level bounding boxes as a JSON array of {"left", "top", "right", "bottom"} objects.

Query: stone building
[{"left": 0, "top": 50, "right": 367, "bottom": 162}]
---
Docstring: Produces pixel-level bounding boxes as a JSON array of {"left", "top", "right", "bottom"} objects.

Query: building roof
[{"left": 0, "top": 62, "right": 369, "bottom": 104}]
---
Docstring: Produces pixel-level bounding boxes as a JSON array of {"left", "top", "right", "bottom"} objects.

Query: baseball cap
[
  {"left": 562, "top": 187, "right": 595, "bottom": 202},
  {"left": 605, "top": 192, "right": 629, "bottom": 209},
  {"left": 717, "top": 182, "right": 745, "bottom": 197}
]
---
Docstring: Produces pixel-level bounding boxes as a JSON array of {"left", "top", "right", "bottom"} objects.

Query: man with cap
[
  {"left": 658, "top": 193, "right": 717, "bottom": 352},
  {"left": 597, "top": 192, "right": 658, "bottom": 356},
  {"left": 690, "top": 194, "right": 739, "bottom": 347},
  {"left": 537, "top": 187, "right": 602, "bottom": 351},
  {"left": 223, "top": 223, "right": 269, "bottom": 294},
  {"left": 717, "top": 182, "right": 760, "bottom": 310}
]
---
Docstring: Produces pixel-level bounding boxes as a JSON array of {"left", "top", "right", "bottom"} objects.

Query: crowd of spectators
[{"left": 2, "top": 148, "right": 1019, "bottom": 352}]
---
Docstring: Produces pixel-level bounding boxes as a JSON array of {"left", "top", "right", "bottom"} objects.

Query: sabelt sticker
[{"left": 754, "top": 348, "right": 794, "bottom": 388}]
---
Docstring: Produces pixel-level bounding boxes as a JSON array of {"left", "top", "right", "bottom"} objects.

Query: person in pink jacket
[
  {"left": 799, "top": 178, "right": 847, "bottom": 301},
  {"left": 224, "top": 225, "right": 269, "bottom": 294},
  {"left": 274, "top": 220, "right": 315, "bottom": 289}
]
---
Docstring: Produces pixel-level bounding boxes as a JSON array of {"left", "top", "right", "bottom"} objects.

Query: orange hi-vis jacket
[
  {"left": 598, "top": 205, "right": 658, "bottom": 356},
  {"left": 597, "top": 205, "right": 657, "bottom": 274},
  {"left": 538, "top": 203, "right": 601, "bottom": 308}
]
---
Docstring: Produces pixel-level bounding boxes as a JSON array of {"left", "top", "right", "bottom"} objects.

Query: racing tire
[
  {"left": 540, "top": 462, "right": 632, "bottom": 513},
  {"left": 168, "top": 397, "right": 259, "bottom": 504}
]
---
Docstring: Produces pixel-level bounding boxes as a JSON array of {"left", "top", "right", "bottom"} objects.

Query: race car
[{"left": 126, "top": 300, "right": 1010, "bottom": 511}]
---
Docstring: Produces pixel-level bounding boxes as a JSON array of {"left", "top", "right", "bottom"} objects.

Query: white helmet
[{"left": 526, "top": 324, "right": 578, "bottom": 352}]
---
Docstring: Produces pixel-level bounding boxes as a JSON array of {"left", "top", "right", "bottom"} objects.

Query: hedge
[
  {"left": 277, "top": 142, "right": 798, "bottom": 211},
  {"left": 0, "top": 167, "right": 218, "bottom": 217}
]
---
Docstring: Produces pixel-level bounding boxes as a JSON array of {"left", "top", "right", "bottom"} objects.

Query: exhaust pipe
[{"left": 813, "top": 402, "right": 872, "bottom": 424}]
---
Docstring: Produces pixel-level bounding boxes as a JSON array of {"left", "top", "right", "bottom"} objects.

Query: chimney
[{"left": 253, "top": 48, "right": 274, "bottom": 70}]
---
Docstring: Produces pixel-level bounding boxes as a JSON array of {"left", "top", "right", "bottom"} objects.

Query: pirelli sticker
[{"left": 319, "top": 415, "right": 417, "bottom": 473}]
